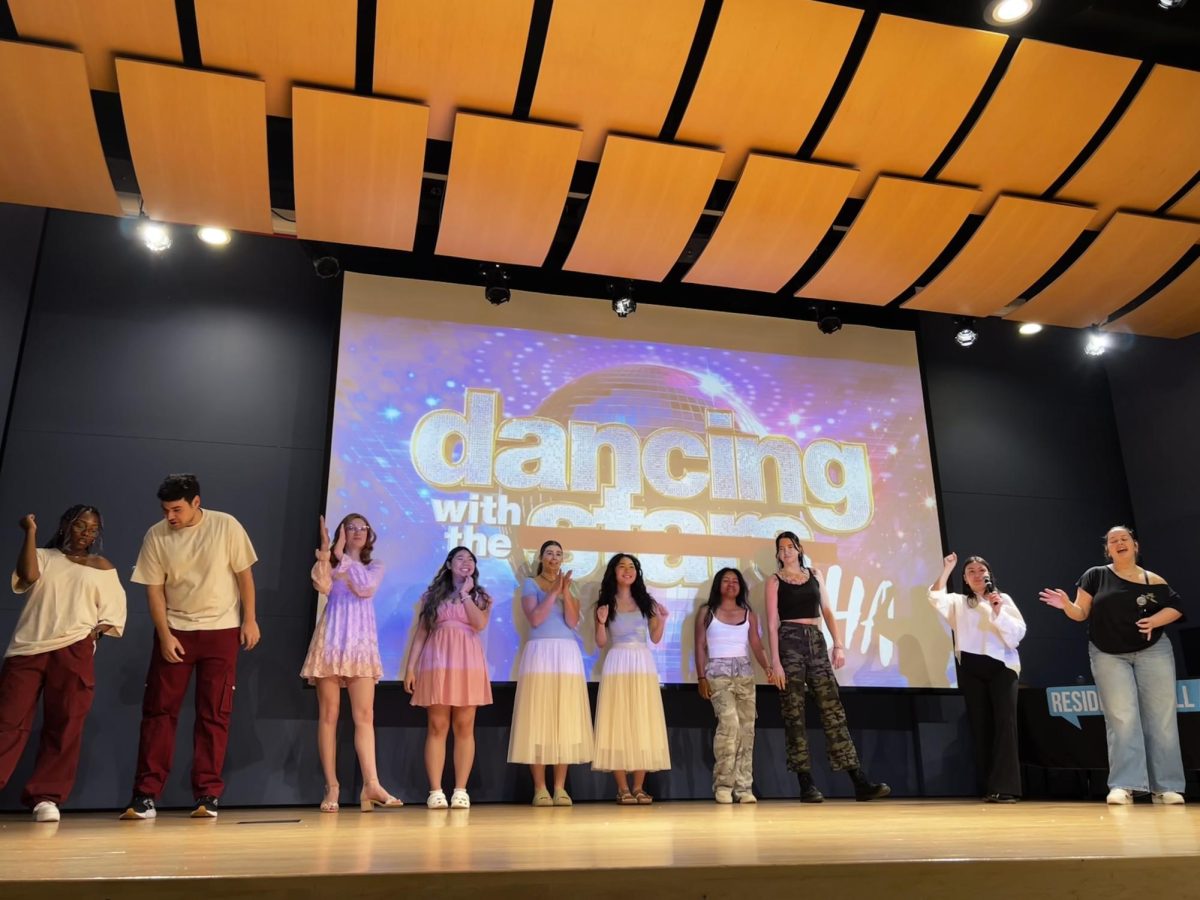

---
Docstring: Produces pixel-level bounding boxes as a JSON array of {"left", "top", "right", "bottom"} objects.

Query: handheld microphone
[{"left": 984, "top": 578, "right": 996, "bottom": 595}]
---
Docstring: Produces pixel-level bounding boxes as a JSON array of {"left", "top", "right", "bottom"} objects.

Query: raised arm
[
  {"left": 14, "top": 515, "right": 39, "bottom": 590},
  {"left": 460, "top": 577, "right": 491, "bottom": 631},
  {"left": 311, "top": 515, "right": 333, "bottom": 593},
  {"left": 649, "top": 602, "right": 668, "bottom": 645},
  {"left": 1039, "top": 587, "right": 1092, "bottom": 621},
  {"left": 338, "top": 559, "right": 385, "bottom": 599},
  {"left": 929, "top": 553, "right": 957, "bottom": 619}
]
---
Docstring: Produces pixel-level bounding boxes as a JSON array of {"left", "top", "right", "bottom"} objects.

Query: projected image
[{"left": 327, "top": 276, "right": 951, "bottom": 687}]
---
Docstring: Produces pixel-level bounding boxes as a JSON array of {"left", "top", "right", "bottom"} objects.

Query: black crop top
[{"left": 776, "top": 570, "right": 822, "bottom": 619}]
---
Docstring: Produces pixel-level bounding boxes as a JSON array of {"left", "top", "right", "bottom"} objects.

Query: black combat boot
[
  {"left": 797, "top": 771, "right": 824, "bottom": 803},
  {"left": 847, "top": 768, "right": 890, "bottom": 801}
]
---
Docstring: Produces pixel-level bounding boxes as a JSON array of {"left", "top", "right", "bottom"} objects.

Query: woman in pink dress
[
  {"left": 404, "top": 546, "right": 493, "bottom": 810},
  {"left": 301, "top": 514, "right": 401, "bottom": 812}
]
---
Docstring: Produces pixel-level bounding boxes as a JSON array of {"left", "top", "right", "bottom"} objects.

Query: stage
[{"left": 1, "top": 800, "right": 1196, "bottom": 899}]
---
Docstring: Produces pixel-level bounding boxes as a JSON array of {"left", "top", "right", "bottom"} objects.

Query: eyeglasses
[{"left": 344, "top": 524, "right": 370, "bottom": 534}]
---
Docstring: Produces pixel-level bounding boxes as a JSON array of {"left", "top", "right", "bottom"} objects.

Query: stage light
[
  {"left": 954, "top": 318, "right": 979, "bottom": 348},
  {"left": 611, "top": 282, "right": 636, "bottom": 318},
  {"left": 984, "top": 0, "right": 1035, "bottom": 25},
  {"left": 1084, "top": 329, "right": 1109, "bottom": 357},
  {"left": 813, "top": 302, "right": 841, "bottom": 335},
  {"left": 313, "top": 255, "right": 341, "bottom": 279},
  {"left": 1018, "top": 322, "right": 1043, "bottom": 335},
  {"left": 197, "top": 226, "right": 231, "bottom": 246},
  {"left": 138, "top": 220, "right": 171, "bottom": 253},
  {"left": 1158, "top": 0, "right": 1187, "bottom": 9},
  {"left": 481, "top": 263, "right": 510, "bottom": 305}
]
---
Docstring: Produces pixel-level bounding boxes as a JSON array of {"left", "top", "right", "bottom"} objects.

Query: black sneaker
[
  {"left": 120, "top": 794, "right": 156, "bottom": 820},
  {"left": 986, "top": 793, "right": 1019, "bottom": 804},
  {"left": 191, "top": 795, "right": 219, "bottom": 818}
]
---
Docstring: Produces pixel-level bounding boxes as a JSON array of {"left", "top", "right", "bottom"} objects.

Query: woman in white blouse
[{"left": 930, "top": 552, "right": 1026, "bottom": 802}]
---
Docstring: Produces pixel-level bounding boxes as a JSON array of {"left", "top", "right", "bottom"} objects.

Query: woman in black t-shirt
[{"left": 1040, "top": 525, "right": 1186, "bottom": 805}]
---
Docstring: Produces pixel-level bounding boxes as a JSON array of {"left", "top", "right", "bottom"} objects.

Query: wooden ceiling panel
[
  {"left": 940, "top": 41, "right": 1138, "bottom": 215},
  {"left": 1006, "top": 213, "right": 1200, "bottom": 328},
  {"left": 905, "top": 196, "right": 1095, "bottom": 316},
  {"left": 564, "top": 135, "right": 723, "bottom": 281},
  {"left": 1056, "top": 65, "right": 1200, "bottom": 229},
  {"left": 814, "top": 15, "right": 1006, "bottom": 199},
  {"left": 293, "top": 88, "right": 428, "bottom": 252},
  {"left": 195, "top": 0, "right": 357, "bottom": 118},
  {"left": 1169, "top": 182, "right": 1200, "bottom": 221},
  {"left": 0, "top": 41, "right": 122, "bottom": 216},
  {"left": 436, "top": 114, "right": 581, "bottom": 266},
  {"left": 374, "top": 0, "right": 533, "bottom": 143},
  {"left": 675, "top": 0, "right": 862, "bottom": 181},
  {"left": 530, "top": 0, "right": 704, "bottom": 162},
  {"left": 797, "top": 177, "right": 979, "bottom": 305},
  {"left": 117, "top": 59, "right": 272, "bottom": 233},
  {"left": 8, "top": 0, "right": 182, "bottom": 92},
  {"left": 1104, "top": 258, "right": 1200, "bottom": 339},
  {"left": 683, "top": 156, "right": 858, "bottom": 293}
]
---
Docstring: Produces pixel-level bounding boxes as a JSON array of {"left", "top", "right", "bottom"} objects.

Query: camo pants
[
  {"left": 778, "top": 623, "right": 859, "bottom": 772},
  {"left": 706, "top": 657, "right": 756, "bottom": 794}
]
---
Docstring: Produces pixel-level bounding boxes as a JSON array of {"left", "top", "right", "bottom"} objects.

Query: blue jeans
[{"left": 1089, "top": 639, "right": 1185, "bottom": 793}]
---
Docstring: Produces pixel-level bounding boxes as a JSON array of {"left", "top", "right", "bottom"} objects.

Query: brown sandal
[
  {"left": 617, "top": 790, "right": 637, "bottom": 805},
  {"left": 633, "top": 789, "right": 653, "bottom": 805}
]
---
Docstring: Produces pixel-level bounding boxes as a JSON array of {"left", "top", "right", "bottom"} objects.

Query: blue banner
[{"left": 1046, "top": 679, "right": 1200, "bottom": 728}]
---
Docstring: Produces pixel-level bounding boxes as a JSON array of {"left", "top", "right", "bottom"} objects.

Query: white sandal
[
  {"left": 426, "top": 789, "right": 448, "bottom": 809},
  {"left": 449, "top": 788, "right": 470, "bottom": 809}
]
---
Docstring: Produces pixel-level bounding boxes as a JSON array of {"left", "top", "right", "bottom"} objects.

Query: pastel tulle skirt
[
  {"left": 410, "top": 620, "right": 493, "bottom": 708},
  {"left": 300, "top": 595, "right": 383, "bottom": 686},
  {"left": 591, "top": 643, "right": 671, "bottom": 773},
  {"left": 508, "top": 638, "right": 594, "bottom": 764}
]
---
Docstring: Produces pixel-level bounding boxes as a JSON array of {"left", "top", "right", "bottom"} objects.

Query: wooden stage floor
[{"left": 1, "top": 799, "right": 1197, "bottom": 899}]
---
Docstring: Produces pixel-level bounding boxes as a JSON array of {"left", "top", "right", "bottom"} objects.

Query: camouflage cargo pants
[
  {"left": 706, "top": 658, "right": 756, "bottom": 794},
  {"left": 778, "top": 623, "right": 859, "bottom": 772}
]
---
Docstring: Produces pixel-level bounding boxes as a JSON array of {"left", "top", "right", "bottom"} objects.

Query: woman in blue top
[
  {"left": 507, "top": 540, "right": 594, "bottom": 806},
  {"left": 1041, "top": 525, "right": 1186, "bottom": 805}
]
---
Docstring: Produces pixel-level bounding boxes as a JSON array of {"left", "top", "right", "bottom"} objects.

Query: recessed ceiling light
[
  {"left": 197, "top": 226, "right": 232, "bottom": 246},
  {"left": 985, "top": 0, "right": 1035, "bottom": 25},
  {"left": 138, "top": 220, "right": 171, "bottom": 253},
  {"left": 1018, "top": 322, "right": 1043, "bottom": 335},
  {"left": 1084, "top": 330, "right": 1109, "bottom": 357}
]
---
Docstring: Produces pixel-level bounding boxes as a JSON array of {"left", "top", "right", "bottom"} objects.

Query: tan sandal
[
  {"left": 633, "top": 789, "right": 653, "bottom": 805},
  {"left": 617, "top": 790, "right": 637, "bottom": 805},
  {"left": 320, "top": 783, "right": 339, "bottom": 813}
]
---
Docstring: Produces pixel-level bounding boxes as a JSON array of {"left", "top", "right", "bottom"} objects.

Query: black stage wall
[{"left": 0, "top": 207, "right": 1188, "bottom": 810}]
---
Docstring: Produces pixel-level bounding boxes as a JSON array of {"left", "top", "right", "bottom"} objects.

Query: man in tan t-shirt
[{"left": 120, "top": 474, "right": 259, "bottom": 820}]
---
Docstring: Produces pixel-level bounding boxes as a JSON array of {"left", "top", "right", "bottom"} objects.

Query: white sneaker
[
  {"left": 714, "top": 788, "right": 733, "bottom": 804},
  {"left": 426, "top": 790, "right": 448, "bottom": 809},
  {"left": 1153, "top": 791, "right": 1185, "bottom": 805},
  {"left": 32, "top": 801, "right": 60, "bottom": 822},
  {"left": 449, "top": 788, "right": 470, "bottom": 809},
  {"left": 1106, "top": 788, "right": 1134, "bottom": 805},
  {"left": 736, "top": 791, "right": 758, "bottom": 804}
]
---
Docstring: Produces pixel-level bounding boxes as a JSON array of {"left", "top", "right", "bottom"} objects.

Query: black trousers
[{"left": 956, "top": 651, "right": 1021, "bottom": 797}]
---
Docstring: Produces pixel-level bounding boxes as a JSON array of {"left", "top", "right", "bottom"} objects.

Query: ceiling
[{"left": 0, "top": 0, "right": 1198, "bottom": 337}]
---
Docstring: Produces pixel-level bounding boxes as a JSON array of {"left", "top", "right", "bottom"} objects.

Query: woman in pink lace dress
[
  {"left": 404, "top": 546, "right": 493, "bottom": 810},
  {"left": 301, "top": 514, "right": 401, "bottom": 813}
]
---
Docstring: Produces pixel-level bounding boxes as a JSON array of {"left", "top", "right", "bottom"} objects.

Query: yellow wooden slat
[
  {"left": 940, "top": 40, "right": 1138, "bottom": 215},
  {"left": 1105, "top": 258, "right": 1200, "bottom": 339},
  {"left": 1057, "top": 65, "right": 1200, "bottom": 229},
  {"left": 436, "top": 114, "right": 581, "bottom": 266},
  {"left": 530, "top": 0, "right": 704, "bottom": 162},
  {"left": 797, "top": 177, "right": 979, "bottom": 305},
  {"left": 1169, "top": 181, "right": 1200, "bottom": 221},
  {"left": 195, "top": 0, "right": 357, "bottom": 118},
  {"left": 683, "top": 156, "right": 858, "bottom": 293},
  {"left": 8, "top": 0, "right": 182, "bottom": 92},
  {"left": 117, "top": 59, "right": 272, "bottom": 233},
  {"left": 374, "top": 0, "right": 533, "bottom": 143},
  {"left": 675, "top": 0, "right": 862, "bottom": 181},
  {"left": 293, "top": 88, "right": 428, "bottom": 252},
  {"left": 905, "top": 196, "right": 1095, "bottom": 316},
  {"left": 1006, "top": 213, "right": 1200, "bottom": 328},
  {"left": 0, "top": 41, "right": 121, "bottom": 216},
  {"left": 564, "top": 135, "right": 723, "bottom": 281},
  {"left": 814, "top": 14, "right": 1006, "bottom": 199}
]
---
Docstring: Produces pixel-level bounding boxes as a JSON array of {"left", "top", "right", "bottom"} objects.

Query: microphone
[{"left": 984, "top": 578, "right": 996, "bottom": 595}]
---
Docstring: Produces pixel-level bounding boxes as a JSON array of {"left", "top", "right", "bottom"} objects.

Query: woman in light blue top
[{"left": 508, "top": 541, "right": 594, "bottom": 805}]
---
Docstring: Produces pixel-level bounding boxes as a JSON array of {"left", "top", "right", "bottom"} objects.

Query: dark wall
[
  {"left": 918, "top": 315, "right": 1136, "bottom": 687},
  {"left": 0, "top": 209, "right": 1163, "bottom": 811},
  {"left": 0, "top": 204, "right": 44, "bottom": 445},
  {"left": 1105, "top": 332, "right": 1200, "bottom": 673}
]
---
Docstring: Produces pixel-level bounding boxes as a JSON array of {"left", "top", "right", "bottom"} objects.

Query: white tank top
[{"left": 706, "top": 611, "right": 750, "bottom": 658}]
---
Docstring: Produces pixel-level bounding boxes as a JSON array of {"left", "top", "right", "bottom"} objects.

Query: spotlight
[
  {"left": 813, "top": 302, "right": 841, "bottom": 334},
  {"left": 1084, "top": 329, "right": 1109, "bottom": 357},
  {"left": 197, "top": 226, "right": 231, "bottom": 246},
  {"left": 1018, "top": 322, "right": 1043, "bottom": 335},
  {"left": 954, "top": 318, "right": 979, "bottom": 348},
  {"left": 138, "top": 220, "right": 171, "bottom": 253},
  {"left": 1158, "top": 0, "right": 1186, "bottom": 9},
  {"left": 984, "top": 0, "right": 1036, "bottom": 25},
  {"left": 313, "top": 255, "right": 341, "bottom": 279},
  {"left": 610, "top": 281, "right": 636, "bottom": 318},
  {"left": 481, "top": 263, "right": 510, "bottom": 305}
]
